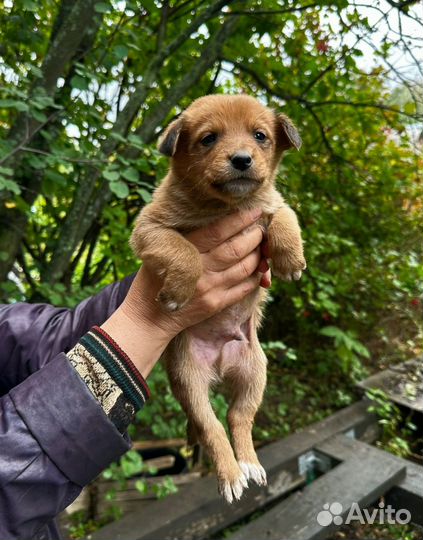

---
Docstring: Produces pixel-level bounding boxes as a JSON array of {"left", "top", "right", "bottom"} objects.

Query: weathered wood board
[
  {"left": 358, "top": 358, "right": 423, "bottom": 413},
  {"left": 316, "top": 433, "right": 423, "bottom": 527},
  {"left": 91, "top": 401, "right": 378, "bottom": 540},
  {"left": 229, "top": 453, "right": 405, "bottom": 540}
]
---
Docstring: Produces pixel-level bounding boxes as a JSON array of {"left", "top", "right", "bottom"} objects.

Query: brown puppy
[{"left": 130, "top": 94, "right": 306, "bottom": 503}]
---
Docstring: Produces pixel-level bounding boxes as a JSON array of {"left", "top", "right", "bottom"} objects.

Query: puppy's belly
[{"left": 186, "top": 292, "right": 261, "bottom": 378}]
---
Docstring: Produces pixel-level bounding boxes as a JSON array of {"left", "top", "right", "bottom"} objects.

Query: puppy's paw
[
  {"left": 271, "top": 251, "right": 306, "bottom": 282},
  {"left": 239, "top": 461, "right": 267, "bottom": 486},
  {"left": 156, "top": 285, "right": 194, "bottom": 312},
  {"left": 218, "top": 471, "right": 248, "bottom": 504}
]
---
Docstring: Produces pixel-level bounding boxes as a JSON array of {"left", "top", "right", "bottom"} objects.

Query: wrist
[{"left": 100, "top": 303, "right": 171, "bottom": 379}]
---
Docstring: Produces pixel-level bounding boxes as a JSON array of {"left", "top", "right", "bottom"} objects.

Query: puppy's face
[{"left": 159, "top": 95, "right": 301, "bottom": 204}]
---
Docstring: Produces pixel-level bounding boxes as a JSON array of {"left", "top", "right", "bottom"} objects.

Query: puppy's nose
[{"left": 230, "top": 152, "right": 253, "bottom": 171}]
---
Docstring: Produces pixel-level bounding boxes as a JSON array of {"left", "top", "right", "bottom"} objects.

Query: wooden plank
[
  {"left": 132, "top": 438, "right": 187, "bottom": 451},
  {"left": 357, "top": 358, "right": 423, "bottom": 413},
  {"left": 91, "top": 401, "right": 378, "bottom": 540},
  {"left": 229, "top": 453, "right": 406, "bottom": 540},
  {"left": 316, "top": 434, "right": 423, "bottom": 526}
]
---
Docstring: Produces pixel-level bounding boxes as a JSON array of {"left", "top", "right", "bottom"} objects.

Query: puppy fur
[{"left": 130, "top": 94, "right": 306, "bottom": 503}]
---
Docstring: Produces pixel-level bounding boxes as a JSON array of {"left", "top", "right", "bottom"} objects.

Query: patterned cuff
[{"left": 67, "top": 326, "right": 150, "bottom": 433}]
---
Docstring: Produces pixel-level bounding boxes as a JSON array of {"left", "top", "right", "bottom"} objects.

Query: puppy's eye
[
  {"left": 201, "top": 133, "right": 217, "bottom": 146},
  {"left": 254, "top": 131, "right": 266, "bottom": 142}
]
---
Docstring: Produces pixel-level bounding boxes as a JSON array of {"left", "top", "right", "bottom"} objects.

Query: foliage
[
  {"left": 67, "top": 508, "right": 119, "bottom": 540},
  {"left": 366, "top": 388, "right": 418, "bottom": 458},
  {"left": 1, "top": 0, "right": 422, "bottom": 527},
  {"left": 319, "top": 325, "right": 369, "bottom": 380},
  {"left": 102, "top": 447, "right": 177, "bottom": 502},
  {"left": 66, "top": 447, "right": 178, "bottom": 534}
]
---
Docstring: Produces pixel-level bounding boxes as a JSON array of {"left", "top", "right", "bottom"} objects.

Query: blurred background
[{"left": 0, "top": 0, "right": 422, "bottom": 538}]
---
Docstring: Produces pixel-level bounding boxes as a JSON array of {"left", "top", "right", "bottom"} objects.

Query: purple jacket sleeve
[{"left": 0, "top": 276, "right": 135, "bottom": 540}]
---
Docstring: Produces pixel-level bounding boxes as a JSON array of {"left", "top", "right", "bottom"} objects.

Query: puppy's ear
[
  {"left": 158, "top": 118, "right": 183, "bottom": 157},
  {"left": 275, "top": 113, "right": 302, "bottom": 151}
]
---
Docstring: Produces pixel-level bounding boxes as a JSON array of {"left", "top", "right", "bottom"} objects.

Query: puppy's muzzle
[{"left": 213, "top": 176, "right": 260, "bottom": 198}]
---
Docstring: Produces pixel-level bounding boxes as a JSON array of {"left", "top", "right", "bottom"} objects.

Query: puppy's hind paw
[
  {"left": 239, "top": 461, "right": 267, "bottom": 486},
  {"left": 218, "top": 473, "right": 248, "bottom": 504}
]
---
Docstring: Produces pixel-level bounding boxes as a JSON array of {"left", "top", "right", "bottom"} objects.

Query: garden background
[{"left": 0, "top": 0, "right": 422, "bottom": 536}]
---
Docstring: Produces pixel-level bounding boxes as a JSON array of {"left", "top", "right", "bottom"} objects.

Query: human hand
[
  {"left": 102, "top": 209, "right": 270, "bottom": 377},
  {"left": 125, "top": 208, "right": 270, "bottom": 338}
]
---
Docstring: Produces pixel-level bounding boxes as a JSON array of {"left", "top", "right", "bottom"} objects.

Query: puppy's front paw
[
  {"left": 157, "top": 282, "right": 196, "bottom": 312},
  {"left": 218, "top": 470, "right": 248, "bottom": 504},
  {"left": 271, "top": 250, "right": 306, "bottom": 282}
]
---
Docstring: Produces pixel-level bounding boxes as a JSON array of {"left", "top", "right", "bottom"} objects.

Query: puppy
[{"left": 130, "top": 94, "right": 306, "bottom": 503}]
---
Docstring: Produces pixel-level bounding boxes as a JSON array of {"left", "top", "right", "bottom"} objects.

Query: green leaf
[
  {"left": 102, "top": 468, "right": 113, "bottom": 479},
  {"left": 128, "top": 134, "right": 144, "bottom": 149},
  {"left": 110, "top": 132, "right": 127, "bottom": 143},
  {"left": 114, "top": 45, "right": 129, "bottom": 59},
  {"left": 122, "top": 167, "right": 139, "bottom": 183},
  {"left": 30, "top": 109, "right": 48, "bottom": 123},
  {"left": 28, "top": 64, "right": 43, "bottom": 78},
  {"left": 70, "top": 75, "right": 89, "bottom": 91},
  {"left": 27, "top": 155, "right": 46, "bottom": 170},
  {"left": 22, "top": 0, "right": 37, "bottom": 11},
  {"left": 351, "top": 341, "right": 370, "bottom": 358},
  {"left": 102, "top": 169, "right": 120, "bottom": 182},
  {"left": 0, "top": 176, "right": 21, "bottom": 194},
  {"left": 0, "top": 99, "right": 29, "bottom": 112},
  {"left": 110, "top": 180, "right": 129, "bottom": 198},
  {"left": 135, "top": 480, "right": 148, "bottom": 494},
  {"left": 45, "top": 170, "right": 67, "bottom": 186},
  {"left": 95, "top": 2, "right": 112, "bottom": 12},
  {"left": 0, "top": 166, "right": 13, "bottom": 176},
  {"left": 137, "top": 188, "right": 152, "bottom": 202},
  {"left": 138, "top": 158, "right": 151, "bottom": 173},
  {"left": 105, "top": 488, "right": 117, "bottom": 501},
  {"left": 319, "top": 326, "right": 343, "bottom": 338},
  {"left": 403, "top": 102, "right": 415, "bottom": 115}
]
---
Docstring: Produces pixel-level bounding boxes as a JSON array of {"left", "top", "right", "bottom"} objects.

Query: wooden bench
[{"left": 90, "top": 400, "right": 422, "bottom": 540}]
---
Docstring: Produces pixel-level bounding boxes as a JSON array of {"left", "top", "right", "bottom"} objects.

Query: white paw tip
[
  {"left": 239, "top": 462, "right": 250, "bottom": 480},
  {"left": 166, "top": 301, "right": 179, "bottom": 311},
  {"left": 232, "top": 479, "right": 244, "bottom": 500},
  {"left": 222, "top": 482, "right": 233, "bottom": 504},
  {"left": 219, "top": 473, "right": 248, "bottom": 504},
  {"left": 239, "top": 462, "right": 267, "bottom": 486}
]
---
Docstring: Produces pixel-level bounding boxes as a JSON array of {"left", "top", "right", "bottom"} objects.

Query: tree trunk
[
  {"left": 43, "top": 17, "right": 239, "bottom": 285},
  {"left": 0, "top": 0, "right": 101, "bottom": 285}
]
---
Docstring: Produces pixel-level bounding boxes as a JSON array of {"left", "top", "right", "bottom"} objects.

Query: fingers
[
  {"left": 205, "top": 224, "right": 264, "bottom": 272},
  {"left": 218, "top": 272, "right": 262, "bottom": 308},
  {"left": 260, "top": 269, "right": 272, "bottom": 288},
  {"left": 187, "top": 208, "right": 262, "bottom": 253},
  {"left": 203, "top": 247, "right": 261, "bottom": 292}
]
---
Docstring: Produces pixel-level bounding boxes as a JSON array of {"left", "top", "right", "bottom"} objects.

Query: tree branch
[
  {"left": 225, "top": 58, "right": 297, "bottom": 102},
  {"left": 223, "top": 3, "right": 323, "bottom": 16},
  {"left": 45, "top": 16, "right": 239, "bottom": 283},
  {"left": 309, "top": 100, "right": 421, "bottom": 120}
]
